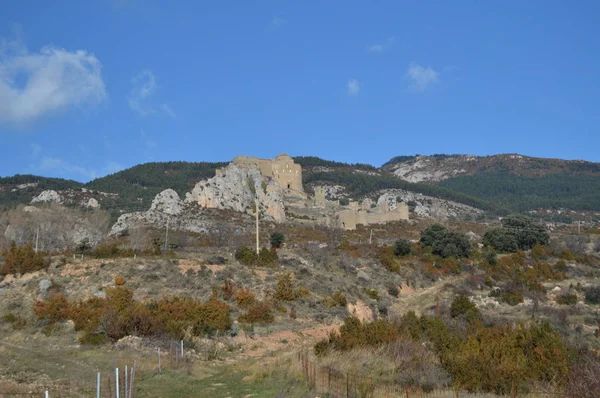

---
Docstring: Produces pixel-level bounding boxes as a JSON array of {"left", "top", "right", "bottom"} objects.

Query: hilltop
[{"left": 1, "top": 153, "right": 600, "bottom": 222}]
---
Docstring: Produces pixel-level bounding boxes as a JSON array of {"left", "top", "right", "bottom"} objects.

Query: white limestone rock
[
  {"left": 150, "top": 189, "right": 183, "bottom": 215},
  {"left": 185, "top": 163, "right": 286, "bottom": 222},
  {"left": 31, "top": 190, "right": 63, "bottom": 204}
]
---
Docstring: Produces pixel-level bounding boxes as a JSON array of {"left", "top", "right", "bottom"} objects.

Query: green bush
[
  {"left": 420, "top": 224, "right": 471, "bottom": 258},
  {"left": 274, "top": 273, "right": 298, "bottom": 301},
  {"left": 393, "top": 239, "right": 412, "bottom": 256},
  {"left": 556, "top": 293, "right": 578, "bottom": 305},
  {"left": 235, "top": 247, "right": 278, "bottom": 266},
  {"left": 324, "top": 291, "right": 347, "bottom": 307},
  {"left": 364, "top": 288, "right": 380, "bottom": 301},
  {"left": 484, "top": 215, "right": 549, "bottom": 253},
  {"left": 270, "top": 231, "right": 285, "bottom": 249},
  {"left": 485, "top": 251, "right": 498, "bottom": 265},
  {"left": 584, "top": 286, "right": 600, "bottom": 304},
  {"left": 450, "top": 295, "right": 481, "bottom": 323}
]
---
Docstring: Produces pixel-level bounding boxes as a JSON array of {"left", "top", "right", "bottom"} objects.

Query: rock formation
[{"left": 185, "top": 163, "right": 286, "bottom": 222}]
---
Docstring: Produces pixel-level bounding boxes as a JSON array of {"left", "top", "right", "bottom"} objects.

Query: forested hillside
[
  {"left": 2, "top": 154, "right": 600, "bottom": 218},
  {"left": 439, "top": 173, "right": 600, "bottom": 212},
  {"left": 86, "top": 161, "right": 227, "bottom": 212},
  {"left": 0, "top": 175, "right": 82, "bottom": 210}
]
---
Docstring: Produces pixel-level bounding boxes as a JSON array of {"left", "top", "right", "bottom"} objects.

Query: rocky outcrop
[
  {"left": 31, "top": 190, "right": 63, "bottom": 204},
  {"left": 383, "top": 153, "right": 600, "bottom": 183},
  {"left": 376, "top": 190, "right": 483, "bottom": 220},
  {"left": 110, "top": 189, "right": 184, "bottom": 235},
  {"left": 109, "top": 189, "right": 252, "bottom": 236},
  {"left": 83, "top": 198, "right": 100, "bottom": 208},
  {"left": 150, "top": 189, "right": 182, "bottom": 215},
  {"left": 185, "top": 163, "right": 286, "bottom": 222}
]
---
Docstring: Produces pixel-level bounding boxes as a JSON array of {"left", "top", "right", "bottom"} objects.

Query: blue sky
[{"left": 0, "top": 0, "right": 598, "bottom": 182}]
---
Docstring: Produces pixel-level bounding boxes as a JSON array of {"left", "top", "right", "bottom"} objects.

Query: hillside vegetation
[{"left": 439, "top": 173, "right": 600, "bottom": 212}]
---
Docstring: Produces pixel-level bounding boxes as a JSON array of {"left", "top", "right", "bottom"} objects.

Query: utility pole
[
  {"left": 578, "top": 220, "right": 581, "bottom": 235},
  {"left": 255, "top": 199, "right": 260, "bottom": 255},
  {"left": 369, "top": 229, "right": 373, "bottom": 245},
  {"left": 34, "top": 227, "right": 39, "bottom": 253},
  {"left": 164, "top": 217, "right": 170, "bottom": 252}
]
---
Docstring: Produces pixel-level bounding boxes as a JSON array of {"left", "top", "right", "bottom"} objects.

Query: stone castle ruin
[
  {"left": 336, "top": 199, "right": 409, "bottom": 230},
  {"left": 220, "top": 154, "right": 304, "bottom": 193},
  {"left": 188, "top": 153, "right": 408, "bottom": 229}
]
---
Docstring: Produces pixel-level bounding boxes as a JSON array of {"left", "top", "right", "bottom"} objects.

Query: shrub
[
  {"left": 364, "top": 288, "right": 380, "bottom": 301},
  {"left": 378, "top": 247, "right": 401, "bottom": 272},
  {"left": 89, "top": 242, "right": 135, "bottom": 259},
  {"left": 500, "top": 289, "right": 524, "bottom": 306},
  {"left": 33, "top": 289, "right": 231, "bottom": 343},
  {"left": 584, "top": 286, "right": 600, "bottom": 305},
  {"left": 556, "top": 293, "right": 578, "bottom": 305},
  {"left": 393, "top": 239, "right": 412, "bottom": 256},
  {"left": 387, "top": 284, "right": 399, "bottom": 298},
  {"left": 420, "top": 225, "right": 471, "bottom": 258},
  {"left": 221, "top": 279, "right": 236, "bottom": 299},
  {"left": 2, "top": 313, "right": 27, "bottom": 329},
  {"left": 315, "top": 317, "right": 399, "bottom": 354},
  {"left": 235, "top": 287, "right": 256, "bottom": 308},
  {"left": 114, "top": 276, "right": 126, "bottom": 286},
  {"left": 483, "top": 228, "right": 518, "bottom": 253},
  {"left": 235, "top": 247, "right": 278, "bottom": 266},
  {"left": 274, "top": 273, "right": 298, "bottom": 301},
  {"left": 450, "top": 295, "right": 481, "bottom": 323},
  {"left": 485, "top": 251, "right": 498, "bottom": 265},
  {"left": 0, "top": 242, "right": 48, "bottom": 276},
  {"left": 239, "top": 300, "right": 274, "bottom": 324},
  {"left": 484, "top": 215, "right": 549, "bottom": 253},
  {"left": 270, "top": 231, "right": 285, "bottom": 249},
  {"left": 324, "top": 291, "right": 347, "bottom": 307}
]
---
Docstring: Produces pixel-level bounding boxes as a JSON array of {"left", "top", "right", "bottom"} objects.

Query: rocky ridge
[{"left": 383, "top": 154, "right": 600, "bottom": 183}]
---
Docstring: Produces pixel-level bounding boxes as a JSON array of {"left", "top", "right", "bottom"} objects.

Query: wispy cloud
[
  {"left": 367, "top": 37, "right": 395, "bottom": 53},
  {"left": 405, "top": 62, "right": 439, "bottom": 92},
  {"left": 0, "top": 35, "right": 106, "bottom": 126},
  {"left": 128, "top": 70, "right": 157, "bottom": 116},
  {"left": 347, "top": 79, "right": 360, "bottom": 96},
  {"left": 128, "top": 70, "right": 175, "bottom": 118},
  {"left": 29, "top": 144, "right": 122, "bottom": 181},
  {"left": 161, "top": 103, "right": 176, "bottom": 119}
]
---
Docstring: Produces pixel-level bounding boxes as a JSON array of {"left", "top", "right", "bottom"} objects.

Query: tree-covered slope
[
  {"left": 85, "top": 161, "right": 228, "bottom": 212},
  {"left": 0, "top": 175, "right": 82, "bottom": 210},
  {"left": 438, "top": 173, "right": 600, "bottom": 212}
]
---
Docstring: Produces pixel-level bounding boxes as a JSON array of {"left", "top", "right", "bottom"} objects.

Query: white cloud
[
  {"left": 347, "top": 79, "right": 360, "bottom": 96},
  {"left": 0, "top": 37, "right": 107, "bottom": 126},
  {"left": 128, "top": 70, "right": 175, "bottom": 118},
  {"left": 128, "top": 70, "right": 157, "bottom": 116},
  {"left": 405, "top": 62, "right": 439, "bottom": 92},
  {"left": 367, "top": 37, "right": 395, "bottom": 53}
]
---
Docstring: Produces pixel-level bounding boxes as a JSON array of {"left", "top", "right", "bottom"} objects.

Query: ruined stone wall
[
  {"left": 336, "top": 202, "right": 409, "bottom": 230},
  {"left": 230, "top": 154, "right": 303, "bottom": 192}
]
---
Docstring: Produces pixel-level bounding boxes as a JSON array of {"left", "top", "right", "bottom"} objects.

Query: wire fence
[
  {"left": 297, "top": 351, "right": 565, "bottom": 398},
  {"left": 0, "top": 338, "right": 190, "bottom": 398}
]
